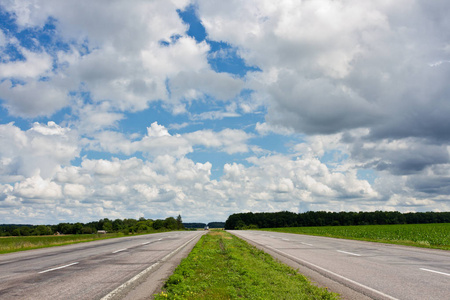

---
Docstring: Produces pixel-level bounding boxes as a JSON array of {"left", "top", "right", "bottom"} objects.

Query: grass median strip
[{"left": 155, "top": 231, "right": 338, "bottom": 299}]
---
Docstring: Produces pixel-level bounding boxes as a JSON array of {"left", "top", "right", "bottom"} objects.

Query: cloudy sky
[{"left": 1, "top": 0, "right": 449, "bottom": 224}]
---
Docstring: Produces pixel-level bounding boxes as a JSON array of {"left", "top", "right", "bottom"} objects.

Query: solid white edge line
[
  {"left": 337, "top": 250, "right": 361, "bottom": 257},
  {"left": 38, "top": 262, "right": 79, "bottom": 274},
  {"left": 142, "top": 242, "right": 150, "bottom": 245},
  {"left": 420, "top": 268, "right": 450, "bottom": 277},
  {"left": 112, "top": 248, "right": 127, "bottom": 254},
  {"left": 265, "top": 245, "right": 399, "bottom": 300},
  {"left": 100, "top": 233, "right": 202, "bottom": 300}
]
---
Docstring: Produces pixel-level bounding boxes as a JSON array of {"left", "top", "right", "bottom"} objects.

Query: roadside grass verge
[
  {"left": 0, "top": 233, "right": 128, "bottom": 254},
  {"left": 155, "top": 231, "right": 339, "bottom": 300},
  {"left": 260, "top": 223, "right": 450, "bottom": 250}
]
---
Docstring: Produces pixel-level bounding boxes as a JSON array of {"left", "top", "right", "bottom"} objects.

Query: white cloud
[
  {"left": 147, "top": 122, "right": 171, "bottom": 137},
  {"left": 14, "top": 175, "right": 62, "bottom": 201},
  {"left": 81, "top": 159, "right": 122, "bottom": 177},
  {"left": 198, "top": 0, "right": 450, "bottom": 139},
  {"left": 0, "top": 29, "right": 6, "bottom": 47},
  {"left": 85, "top": 122, "right": 252, "bottom": 157},
  {"left": 63, "top": 183, "right": 88, "bottom": 199},
  {"left": 0, "top": 80, "right": 69, "bottom": 118},
  {"left": 0, "top": 122, "right": 79, "bottom": 179},
  {"left": 255, "top": 122, "right": 294, "bottom": 136},
  {"left": 0, "top": 48, "right": 53, "bottom": 78},
  {"left": 72, "top": 102, "right": 125, "bottom": 134},
  {"left": 169, "top": 69, "right": 244, "bottom": 101},
  {"left": 0, "top": 0, "right": 231, "bottom": 120},
  {"left": 1, "top": 138, "right": 446, "bottom": 224}
]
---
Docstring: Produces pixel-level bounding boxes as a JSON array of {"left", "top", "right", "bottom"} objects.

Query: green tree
[
  {"left": 34, "top": 225, "right": 52, "bottom": 235},
  {"left": 176, "top": 214, "right": 184, "bottom": 229},
  {"left": 164, "top": 217, "right": 177, "bottom": 230},
  {"left": 113, "top": 219, "right": 124, "bottom": 231},
  {"left": 153, "top": 219, "right": 164, "bottom": 230},
  {"left": 102, "top": 220, "right": 113, "bottom": 232}
]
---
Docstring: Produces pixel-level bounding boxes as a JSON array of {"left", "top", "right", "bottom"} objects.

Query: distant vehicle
[{"left": 204, "top": 226, "right": 209, "bottom": 230}]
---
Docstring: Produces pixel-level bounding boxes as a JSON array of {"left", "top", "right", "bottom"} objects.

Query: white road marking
[
  {"left": 38, "top": 262, "right": 79, "bottom": 274},
  {"left": 300, "top": 242, "right": 313, "bottom": 246},
  {"left": 142, "top": 242, "right": 150, "bottom": 245},
  {"left": 101, "top": 233, "right": 202, "bottom": 300},
  {"left": 337, "top": 250, "right": 361, "bottom": 257},
  {"left": 112, "top": 248, "right": 127, "bottom": 254},
  {"left": 282, "top": 238, "right": 290, "bottom": 241},
  {"left": 420, "top": 268, "right": 450, "bottom": 277},
  {"left": 265, "top": 245, "right": 399, "bottom": 300}
]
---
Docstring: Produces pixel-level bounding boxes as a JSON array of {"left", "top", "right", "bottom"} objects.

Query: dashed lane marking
[
  {"left": 38, "top": 262, "right": 79, "bottom": 274},
  {"left": 337, "top": 250, "right": 361, "bottom": 257},
  {"left": 420, "top": 268, "right": 450, "bottom": 277},
  {"left": 112, "top": 248, "right": 127, "bottom": 254},
  {"left": 300, "top": 242, "right": 313, "bottom": 246}
]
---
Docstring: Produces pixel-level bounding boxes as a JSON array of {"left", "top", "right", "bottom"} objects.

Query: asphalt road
[
  {"left": 229, "top": 230, "right": 450, "bottom": 300},
  {"left": 0, "top": 231, "right": 205, "bottom": 300}
]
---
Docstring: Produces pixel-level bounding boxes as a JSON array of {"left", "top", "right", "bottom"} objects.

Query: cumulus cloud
[
  {"left": 255, "top": 122, "right": 295, "bottom": 136},
  {"left": 350, "top": 137, "right": 450, "bottom": 175},
  {"left": 0, "top": 151, "right": 374, "bottom": 223},
  {"left": 85, "top": 122, "right": 251, "bottom": 157},
  {"left": 0, "top": 122, "right": 79, "bottom": 180},
  {"left": 1, "top": 133, "right": 447, "bottom": 224},
  {"left": 0, "top": 80, "right": 70, "bottom": 118},
  {"left": 0, "top": 0, "right": 239, "bottom": 120},
  {"left": 0, "top": 48, "right": 53, "bottom": 79},
  {"left": 14, "top": 175, "right": 63, "bottom": 201},
  {"left": 198, "top": 0, "right": 450, "bottom": 177},
  {"left": 198, "top": 0, "right": 450, "bottom": 138}
]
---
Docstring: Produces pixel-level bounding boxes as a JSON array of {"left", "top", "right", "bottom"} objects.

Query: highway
[
  {"left": 229, "top": 230, "right": 450, "bottom": 300},
  {"left": 0, "top": 231, "right": 205, "bottom": 300}
]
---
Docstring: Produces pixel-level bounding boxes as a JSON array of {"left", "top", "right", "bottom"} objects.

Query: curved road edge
[
  {"left": 104, "top": 231, "right": 206, "bottom": 300},
  {"left": 228, "top": 230, "right": 375, "bottom": 300}
]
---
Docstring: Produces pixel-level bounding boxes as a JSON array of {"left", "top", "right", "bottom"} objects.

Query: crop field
[
  {"left": 262, "top": 223, "right": 450, "bottom": 250},
  {"left": 155, "top": 231, "right": 338, "bottom": 300},
  {"left": 0, "top": 233, "right": 124, "bottom": 254}
]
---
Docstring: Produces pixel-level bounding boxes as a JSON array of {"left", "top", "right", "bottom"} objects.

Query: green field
[
  {"left": 155, "top": 231, "right": 338, "bottom": 300},
  {"left": 261, "top": 223, "right": 450, "bottom": 250},
  {"left": 0, "top": 233, "right": 125, "bottom": 254}
]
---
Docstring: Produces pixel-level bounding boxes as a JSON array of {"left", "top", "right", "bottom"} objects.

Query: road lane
[
  {"left": 0, "top": 231, "right": 205, "bottom": 300},
  {"left": 229, "top": 230, "right": 450, "bottom": 300}
]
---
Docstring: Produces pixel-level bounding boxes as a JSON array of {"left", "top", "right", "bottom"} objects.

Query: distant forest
[
  {"left": 183, "top": 222, "right": 225, "bottom": 229},
  {"left": 0, "top": 215, "right": 185, "bottom": 236},
  {"left": 225, "top": 211, "right": 450, "bottom": 230}
]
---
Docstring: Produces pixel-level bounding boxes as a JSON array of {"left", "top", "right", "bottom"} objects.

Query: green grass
[
  {"left": 0, "top": 233, "right": 127, "bottom": 254},
  {"left": 260, "top": 223, "right": 450, "bottom": 250},
  {"left": 155, "top": 231, "right": 339, "bottom": 300}
]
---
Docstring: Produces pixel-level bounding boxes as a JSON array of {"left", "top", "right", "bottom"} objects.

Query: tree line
[
  {"left": 224, "top": 211, "right": 450, "bottom": 230},
  {"left": 183, "top": 222, "right": 226, "bottom": 229},
  {"left": 0, "top": 215, "right": 185, "bottom": 236}
]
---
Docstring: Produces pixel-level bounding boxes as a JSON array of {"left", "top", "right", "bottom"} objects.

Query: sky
[{"left": 1, "top": 0, "right": 450, "bottom": 224}]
